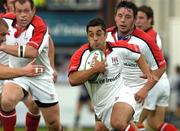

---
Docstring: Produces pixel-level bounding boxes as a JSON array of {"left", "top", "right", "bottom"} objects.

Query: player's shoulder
[
  {"left": 31, "top": 15, "right": 46, "bottom": 28},
  {"left": 133, "top": 27, "right": 154, "bottom": 45},
  {"left": 111, "top": 41, "right": 140, "bottom": 53},
  {"left": 106, "top": 26, "right": 117, "bottom": 32},
  {"left": 2, "top": 12, "right": 16, "bottom": 20},
  {"left": 0, "top": 13, "right": 5, "bottom": 18},
  {"left": 72, "top": 43, "right": 89, "bottom": 57}
]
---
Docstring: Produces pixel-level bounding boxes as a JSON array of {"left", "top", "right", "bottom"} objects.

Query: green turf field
[{"left": 0, "top": 127, "right": 94, "bottom": 131}]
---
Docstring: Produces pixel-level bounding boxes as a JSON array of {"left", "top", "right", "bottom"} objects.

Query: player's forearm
[
  {"left": 1, "top": 44, "right": 38, "bottom": 58},
  {"left": 48, "top": 37, "right": 55, "bottom": 69},
  {"left": 143, "top": 66, "right": 166, "bottom": 91},
  {"left": 152, "top": 66, "right": 166, "bottom": 79},
  {"left": 0, "top": 65, "right": 24, "bottom": 79},
  {"left": 0, "top": 44, "right": 19, "bottom": 56},
  {"left": 136, "top": 55, "right": 151, "bottom": 76},
  {"left": 69, "top": 69, "right": 97, "bottom": 86}
]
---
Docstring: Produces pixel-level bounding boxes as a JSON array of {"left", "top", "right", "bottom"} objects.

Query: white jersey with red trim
[
  {"left": 106, "top": 27, "right": 166, "bottom": 88},
  {"left": 69, "top": 41, "right": 141, "bottom": 113},
  {"left": 3, "top": 13, "right": 53, "bottom": 80}
]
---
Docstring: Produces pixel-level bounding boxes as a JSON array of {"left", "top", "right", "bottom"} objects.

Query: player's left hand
[
  {"left": 23, "top": 59, "right": 45, "bottom": 77},
  {"left": 52, "top": 68, "right": 58, "bottom": 83}
]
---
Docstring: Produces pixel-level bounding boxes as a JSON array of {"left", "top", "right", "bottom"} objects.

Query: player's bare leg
[
  {"left": 23, "top": 94, "right": 40, "bottom": 131},
  {"left": 40, "top": 103, "right": 63, "bottom": 131},
  {"left": 111, "top": 102, "right": 134, "bottom": 130},
  {"left": 95, "top": 120, "right": 108, "bottom": 131},
  {"left": 0, "top": 83, "right": 24, "bottom": 131}
]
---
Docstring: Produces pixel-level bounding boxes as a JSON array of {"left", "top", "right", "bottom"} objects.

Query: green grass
[{"left": 0, "top": 127, "right": 94, "bottom": 131}]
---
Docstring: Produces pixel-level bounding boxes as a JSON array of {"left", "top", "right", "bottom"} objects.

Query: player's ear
[
  {"left": 32, "top": 7, "right": 36, "bottom": 15},
  {"left": 3, "top": 4, "right": 8, "bottom": 12}
]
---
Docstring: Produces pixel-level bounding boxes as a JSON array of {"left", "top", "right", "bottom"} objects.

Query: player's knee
[
  {"left": 95, "top": 121, "right": 108, "bottom": 131},
  {"left": 28, "top": 103, "right": 40, "bottom": 114},
  {"left": 111, "top": 120, "right": 128, "bottom": 131},
  {"left": 45, "top": 118, "right": 60, "bottom": 129},
  {"left": 1, "top": 96, "right": 16, "bottom": 111}
]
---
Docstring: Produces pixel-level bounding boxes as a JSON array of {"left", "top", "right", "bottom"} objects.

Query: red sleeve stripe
[
  {"left": 28, "top": 41, "right": 39, "bottom": 49},
  {"left": 68, "top": 44, "right": 89, "bottom": 76},
  {"left": 111, "top": 41, "right": 141, "bottom": 54}
]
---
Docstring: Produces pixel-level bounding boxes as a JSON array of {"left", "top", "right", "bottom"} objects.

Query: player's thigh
[
  {"left": 40, "top": 103, "right": 60, "bottom": 124},
  {"left": 111, "top": 102, "right": 134, "bottom": 124}
]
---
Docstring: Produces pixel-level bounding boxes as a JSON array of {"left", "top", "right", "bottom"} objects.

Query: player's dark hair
[
  {"left": 115, "top": 1, "right": 137, "bottom": 18},
  {"left": 138, "top": 5, "right": 154, "bottom": 25},
  {"left": 2, "top": 0, "right": 7, "bottom": 5},
  {"left": 86, "top": 18, "right": 106, "bottom": 33},
  {"left": 14, "top": 0, "right": 34, "bottom": 9}
]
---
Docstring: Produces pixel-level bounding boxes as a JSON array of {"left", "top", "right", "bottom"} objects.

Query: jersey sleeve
[
  {"left": 68, "top": 44, "right": 89, "bottom": 75},
  {"left": 28, "top": 25, "right": 48, "bottom": 49},
  {"left": 27, "top": 16, "right": 49, "bottom": 53}
]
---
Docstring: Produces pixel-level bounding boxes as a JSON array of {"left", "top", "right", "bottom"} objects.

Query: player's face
[
  {"left": 115, "top": 7, "right": 135, "bottom": 35},
  {"left": 87, "top": 26, "right": 107, "bottom": 51},
  {"left": 0, "top": 26, "right": 8, "bottom": 44},
  {"left": 15, "top": 1, "right": 35, "bottom": 28},
  {"left": 4, "top": 0, "right": 15, "bottom": 13},
  {"left": 136, "top": 11, "right": 151, "bottom": 31}
]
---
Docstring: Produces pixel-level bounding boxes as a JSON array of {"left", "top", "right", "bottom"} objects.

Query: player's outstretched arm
[{"left": 0, "top": 59, "right": 44, "bottom": 79}]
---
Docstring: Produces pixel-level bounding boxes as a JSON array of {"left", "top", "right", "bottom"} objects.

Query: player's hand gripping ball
[{"left": 85, "top": 49, "right": 105, "bottom": 82}]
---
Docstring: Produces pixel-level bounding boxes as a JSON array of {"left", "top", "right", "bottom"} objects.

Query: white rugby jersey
[
  {"left": 0, "top": 13, "right": 9, "bottom": 66},
  {"left": 3, "top": 13, "right": 53, "bottom": 80},
  {"left": 69, "top": 41, "right": 141, "bottom": 113},
  {"left": 106, "top": 26, "right": 166, "bottom": 88},
  {"left": 0, "top": 51, "right": 8, "bottom": 65}
]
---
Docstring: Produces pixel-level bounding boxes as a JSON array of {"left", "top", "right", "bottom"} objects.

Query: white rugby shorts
[
  {"left": 95, "top": 86, "right": 136, "bottom": 130},
  {"left": 4, "top": 77, "right": 58, "bottom": 104},
  {"left": 143, "top": 76, "right": 170, "bottom": 110}
]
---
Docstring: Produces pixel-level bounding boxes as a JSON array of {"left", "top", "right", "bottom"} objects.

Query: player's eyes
[{"left": 89, "top": 34, "right": 94, "bottom": 38}]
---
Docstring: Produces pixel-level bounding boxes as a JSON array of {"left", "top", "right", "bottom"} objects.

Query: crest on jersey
[{"left": 111, "top": 57, "right": 119, "bottom": 65}]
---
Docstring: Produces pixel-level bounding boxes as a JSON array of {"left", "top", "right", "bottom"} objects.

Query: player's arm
[
  {"left": 135, "top": 55, "right": 166, "bottom": 103},
  {"left": 48, "top": 36, "right": 58, "bottom": 82},
  {"left": 0, "top": 24, "right": 48, "bottom": 58},
  {"left": 133, "top": 54, "right": 159, "bottom": 103},
  {"left": 69, "top": 59, "right": 106, "bottom": 86},
  {"left": 0, "top": 60, "right": 44, "bottom": 79},
  {"left": 136, "top": 55, "right": 157, "bottom": 83},
  {"left": 0, "top": 44, "right": 38, "bottom": 58}
]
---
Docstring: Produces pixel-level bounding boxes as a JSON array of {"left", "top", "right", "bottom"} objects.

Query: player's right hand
[{"left": 92, "top": 58, "right": 106, "bottom": 74}]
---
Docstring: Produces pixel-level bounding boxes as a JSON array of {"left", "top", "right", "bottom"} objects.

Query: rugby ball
[{"left": 85, "top": 49, "right": 105, "bottom": 82}]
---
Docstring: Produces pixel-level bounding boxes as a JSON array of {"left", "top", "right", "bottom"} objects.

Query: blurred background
[{"left": 1, "top": 0, "right": 180, "bottom": 130}]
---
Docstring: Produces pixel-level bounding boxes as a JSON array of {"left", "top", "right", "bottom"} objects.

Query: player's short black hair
[
  {"left": 14, "top": 0, "right": 34, "bottom": 9},
  {"left": 2, "top": 0, "right": 7, "bottom": 5},
  {"left": 86, "top": 18, "right": 106, "bottom": 33},
  {"left": 115, "top": 1, "right": 138, "bottom": 18},
  {"left": 138, "top": 5, "right": 154, "bottom": 25}
]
